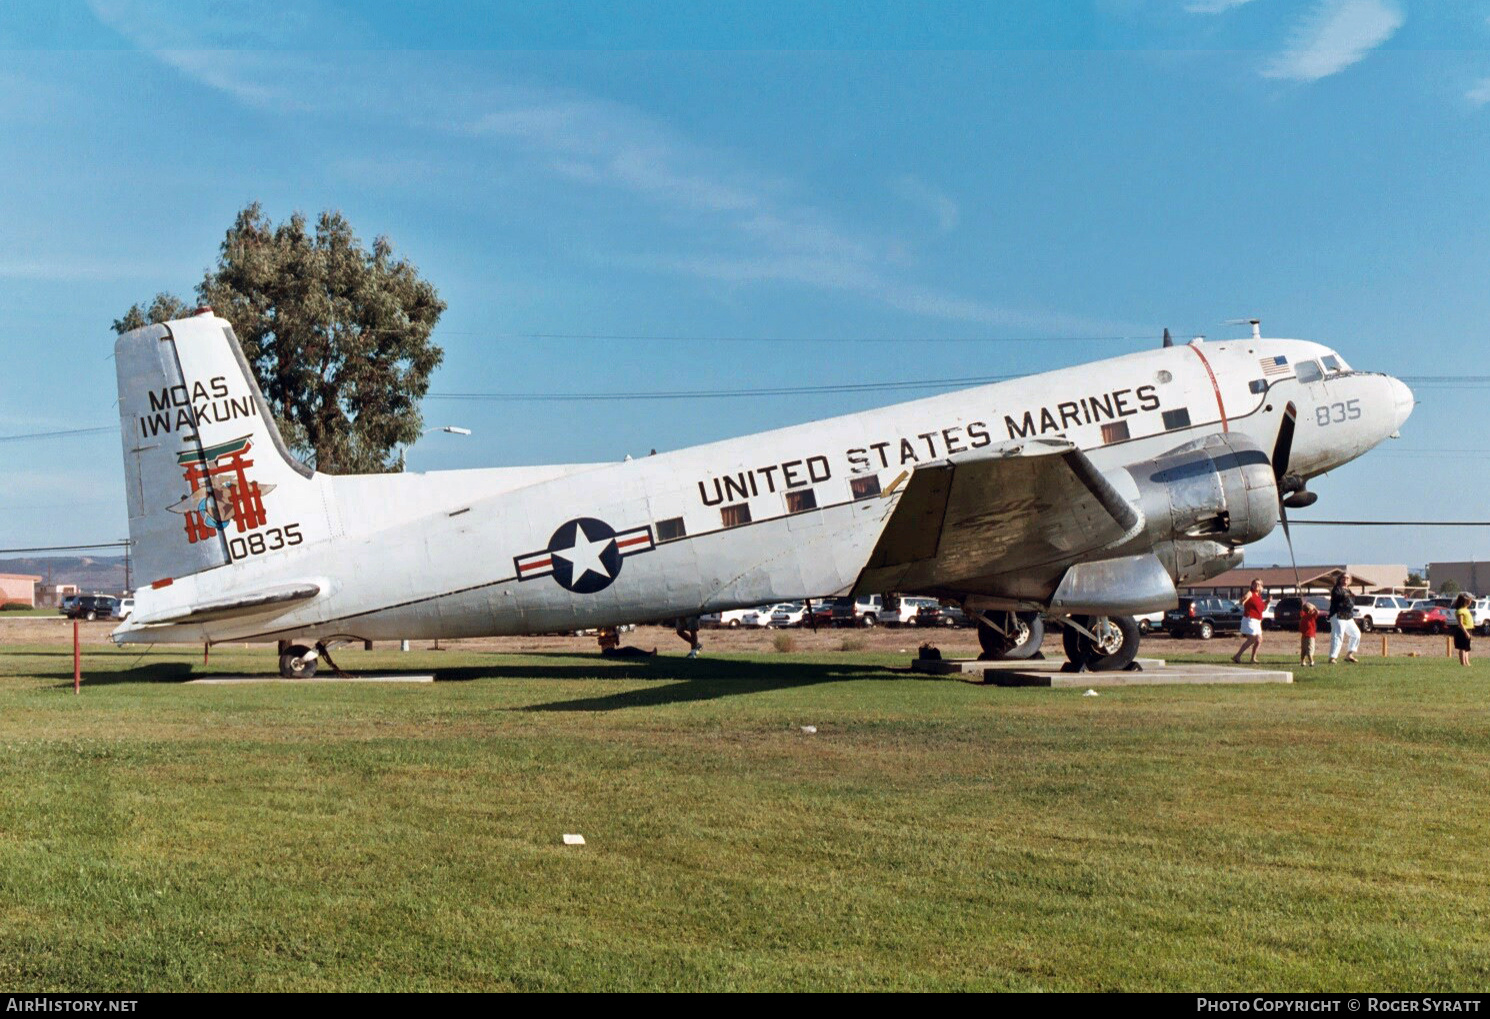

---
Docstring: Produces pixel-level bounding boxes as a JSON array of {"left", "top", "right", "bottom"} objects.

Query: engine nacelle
[{"left": 1125, "top": 433, "right": 1280, "bottom": 550}]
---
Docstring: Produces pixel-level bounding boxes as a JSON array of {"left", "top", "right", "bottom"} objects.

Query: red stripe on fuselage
[{"left": 1187, "top": 345, "right": 1229, "bottom": 432}]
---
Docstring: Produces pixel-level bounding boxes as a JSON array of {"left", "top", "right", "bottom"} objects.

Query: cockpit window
[
  {"left": 1295, "top": 360, "right": 1324, "bottom": 384},
  {"left": 1321, "top": 355, "right": 1342, "bottom": 373}
]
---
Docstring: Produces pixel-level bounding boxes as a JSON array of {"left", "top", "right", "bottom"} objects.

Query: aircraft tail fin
[{"left": 115, "top": 310, "right": 323, "bottom": 589}]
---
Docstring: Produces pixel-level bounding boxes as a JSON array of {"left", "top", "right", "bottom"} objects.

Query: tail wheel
[
  {"left": 978, "top": 611, "right": 1044, "bottom": 660},
  {"left": 279, "top": 644, "right": 317, "bottom": 679},
  {"left": 1062, "top": 615, "right": 1141, "bottom": 672}
]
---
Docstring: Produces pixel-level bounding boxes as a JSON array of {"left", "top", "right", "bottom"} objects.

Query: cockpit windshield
[{"left": 1321, "top": 353, "right": 1349, "bottom": 374}]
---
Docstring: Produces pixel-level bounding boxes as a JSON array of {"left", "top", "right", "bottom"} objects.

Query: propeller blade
[
  {"left": 1280, "top": 502, "right": 1302, "bottom": 592},
  {"left": 1271, "top": 402, "right": 1297, "bottom": 485}
]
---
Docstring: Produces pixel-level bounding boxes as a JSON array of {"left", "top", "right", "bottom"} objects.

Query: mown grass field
[{"left": 1, "top": 641, "right": 1487, "bottom": 991}]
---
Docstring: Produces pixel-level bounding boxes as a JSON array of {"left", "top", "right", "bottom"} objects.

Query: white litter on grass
[
  {"left": 562, "top": 834, "right": 586, "bottom": 846},
  {"left": 1083, "top": 689, "right": 1100, "bottom": 697},
  {"left": 800, "top": 725, "right": 818, "bottom": 734}
]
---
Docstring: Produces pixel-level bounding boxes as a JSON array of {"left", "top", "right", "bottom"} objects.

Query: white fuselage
[{"left": 114, "top": 337, "right": 1411, "bottom": 646}]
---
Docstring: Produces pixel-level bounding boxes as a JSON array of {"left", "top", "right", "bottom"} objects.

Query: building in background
[
  {"left": 1183, "top": 564, "right": 1409, "bottom": 599},
  {"left": 36, "top": 583, "right": 80, "bottom": 608},
  {"left": 0, "top": 573, "right": 44, "bottom": 608},
  {"left": 1427, "top": 562, "right": 1490, "bottom": 596}
]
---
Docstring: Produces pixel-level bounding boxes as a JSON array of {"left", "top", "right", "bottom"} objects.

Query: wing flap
[{"left": 857, "top": 438, "right": 1139, "bottom": 596}]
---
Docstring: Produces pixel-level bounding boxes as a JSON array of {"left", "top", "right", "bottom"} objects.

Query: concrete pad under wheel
[
  {"left": 911, "top": 657, "right": 1166, "bottom": 676},
  {"left": 990, "top": 665, "right": 1292, "bottom": 687},
  {"left": 186, "top": 674, "right": 436, "bottom": 684}
]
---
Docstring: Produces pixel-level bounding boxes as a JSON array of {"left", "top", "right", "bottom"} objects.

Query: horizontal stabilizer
[{"left": 130, "top": 583, "right": 321, "bottom": 626}]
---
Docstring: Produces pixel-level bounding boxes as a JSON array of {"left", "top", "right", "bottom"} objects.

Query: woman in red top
[{"left": 1232, "top": 578, "right": 1268, "bottom": 664}]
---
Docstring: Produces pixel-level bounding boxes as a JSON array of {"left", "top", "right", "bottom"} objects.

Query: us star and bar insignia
[{"left": 515, "top": 517, "right": 655, "bottom": 594}]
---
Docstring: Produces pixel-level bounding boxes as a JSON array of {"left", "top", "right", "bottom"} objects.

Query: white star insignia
[{"left": 553, "top": 524, "right": 615, "bottom": 585}]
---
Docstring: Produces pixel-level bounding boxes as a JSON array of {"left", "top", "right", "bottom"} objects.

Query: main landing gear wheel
[
  {"left": 1061, "top": 615, "right": 1141, "bottom": 672},
  {"left": 278, "top": 644, "right": 317, "bottom": 679},
  {"left": 977, "top": 611, "right": 1044, "bottom": 661}
]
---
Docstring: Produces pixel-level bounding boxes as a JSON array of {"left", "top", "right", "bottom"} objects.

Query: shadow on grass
[{"left": 29, "top": 648, "right": 904, "bottom": 706}]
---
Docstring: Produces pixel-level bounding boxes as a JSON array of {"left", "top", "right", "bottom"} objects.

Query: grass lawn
[{"left": 1, "top": 642, "right": 1487, "bottom": 991}]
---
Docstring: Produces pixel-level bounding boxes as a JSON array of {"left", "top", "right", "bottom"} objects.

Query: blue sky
[{"left": 2, "top": 0, "right": 1488, "bottom": 573}]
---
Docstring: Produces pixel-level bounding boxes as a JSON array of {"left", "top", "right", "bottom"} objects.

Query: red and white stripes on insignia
[
  {"left": 1186, "top": 345, "right": 1229, "bottom": 432},
  {"left": 514, "top": 524, "right": 655, "bottom": 581}
]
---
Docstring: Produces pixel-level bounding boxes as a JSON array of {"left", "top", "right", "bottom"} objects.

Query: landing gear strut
[
  {"left": 976, "top": 610, "right": 1045, "bottom": 660},
  {"left": 1060, "top": 615, "right": 1141, "bottom": 672}
]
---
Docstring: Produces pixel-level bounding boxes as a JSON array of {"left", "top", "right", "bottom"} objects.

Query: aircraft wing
[{"left": 854, "top": 438, "right": 1139, "bottom": 598}]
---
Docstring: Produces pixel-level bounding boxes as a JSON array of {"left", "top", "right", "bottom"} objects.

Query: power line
[
  {"left": 0, "top": 542, "right": 132, "bottom": 554},
  {"left": 1287, "top": 520, "right": 1490, "bottom": 527},
  {"left": 430, "top": 373, "right": 1020, "bottom": 402},
  {"left": 0, "top": 426, "right": 114, "bottom": 442}
]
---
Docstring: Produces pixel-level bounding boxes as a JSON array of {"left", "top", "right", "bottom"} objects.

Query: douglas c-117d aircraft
[{"left": 112, "top": 311, "right": 1413, "bottom": 676}]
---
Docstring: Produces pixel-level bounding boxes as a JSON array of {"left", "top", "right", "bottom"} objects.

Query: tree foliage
[{"left": 113, "top": 203, "right": 446, "bottom": 474}]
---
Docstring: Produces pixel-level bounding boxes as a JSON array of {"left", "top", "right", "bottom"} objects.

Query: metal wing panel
[{"left": 856, "top": 439, "right": 1138, "bottom": 595}]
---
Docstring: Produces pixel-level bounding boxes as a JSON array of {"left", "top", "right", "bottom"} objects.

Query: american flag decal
[{"left": 1259, "top": 355, "right": 1291, "bottom": 378}]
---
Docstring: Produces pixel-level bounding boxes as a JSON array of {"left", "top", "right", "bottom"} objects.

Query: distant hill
[{"left": 0, "top": 556, "right": 128, "bottom": 594}]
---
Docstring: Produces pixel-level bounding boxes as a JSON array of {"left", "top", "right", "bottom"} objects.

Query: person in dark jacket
[{"left": 1328, "top": 573, "right": 1360, "bottom": 664}]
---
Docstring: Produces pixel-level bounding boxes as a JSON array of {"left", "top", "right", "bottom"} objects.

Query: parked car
[
  {"left": 1394, "top": 603, "right": 1453, "bottom": 634},
  {"left": 1134, "top": 610, "right": 1164, "bottom": 635},
  {"left": 117, "top": 597, "right": 134, "bottom": 620},
  {"left": 1471, "top": 597, "right": 1490, "bottom": 636},
  {"left": 915, "top": 602, "right": 972, "bottom": 627},
  {"left": 894, "top": 596, "right": 940, "bottom": 626},
  {"left": 808, "top": 601, "right": 835, "bottom": 627},
  {"left": 768, "top": 602, "right": 808, "bottom": 627},
  {"left": 1164, "top": 597, "right": 1244, "bottom": 639},
  {"left": 1272, "top": 595, "right": 1331, "bottom": 633},
  {"left": 831, "top": 595, "right": 892, "bottom": 627},
  {"left": 65, "top": 595, "right": 119, "bottom": 621},
  {"left": 57, "top": 595, "right": 81, "bottom": 617},
  {"left": 1351, "top": 594, "right": 1411, "bottom": 632},
  {"left": 701, "top": 607, "right": 773, "bottom": 628}
]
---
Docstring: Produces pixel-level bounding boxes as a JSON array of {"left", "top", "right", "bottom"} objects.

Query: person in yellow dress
[{"left": 1452, "top": 594, "right": 1473, "bottom": 667}]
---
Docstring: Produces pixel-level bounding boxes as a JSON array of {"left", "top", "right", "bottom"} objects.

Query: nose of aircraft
[{"left": 1388, "top": 375, "right": 1414, "bottom": 432}]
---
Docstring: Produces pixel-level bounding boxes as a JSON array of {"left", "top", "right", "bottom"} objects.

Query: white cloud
[
  {"left": 1184, "top": 0, "right": 1256, "bottom": 14},
  {"left": 891, "top": 176, "right": 960, "bottom": 233},
  {"left": 1468, "top": 78, "right": 1490, "bottom": 107},
  {"left": 84, "top": 1, "right": 1122, "bottom": 333},
  {"left": 0, "top": 257, "right": 194, "bottom": 282},
  {"left": 1261, "top": 0, "right": 1405, "bottom": 82}
]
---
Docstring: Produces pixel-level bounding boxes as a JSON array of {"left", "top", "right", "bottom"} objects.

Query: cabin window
[
  {"left": 1249, "top": 379, "right": 1267, "bottom": 394},
  {"left": 720, "top": 504, "right": 751, "bottom": 529},
  {"left": 656, "top": 517, "right": 686, "bottom": 543},
  {"left": 851, "top": 476, "right": 881, "bottom": 500},
  {"left": 1162, "top": 408, "right": 1191, "bottom": 431},
  {"left": 1295, "top": 360, "right": 1324, "bottom": 384},
  {"left": 785, "top": 489, "right": 817, "bottom": 514},
  {"left": 1100, "top": 421, "right": 1130, "bottom": 444}
]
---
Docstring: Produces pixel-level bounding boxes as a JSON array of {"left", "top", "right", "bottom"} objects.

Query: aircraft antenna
[
  {"left": 1225, "top": 317, "right": 1263, "bottom": 341},
  {"left": 1162, "top": 328, "right": 1172, "bottom": 348}
]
